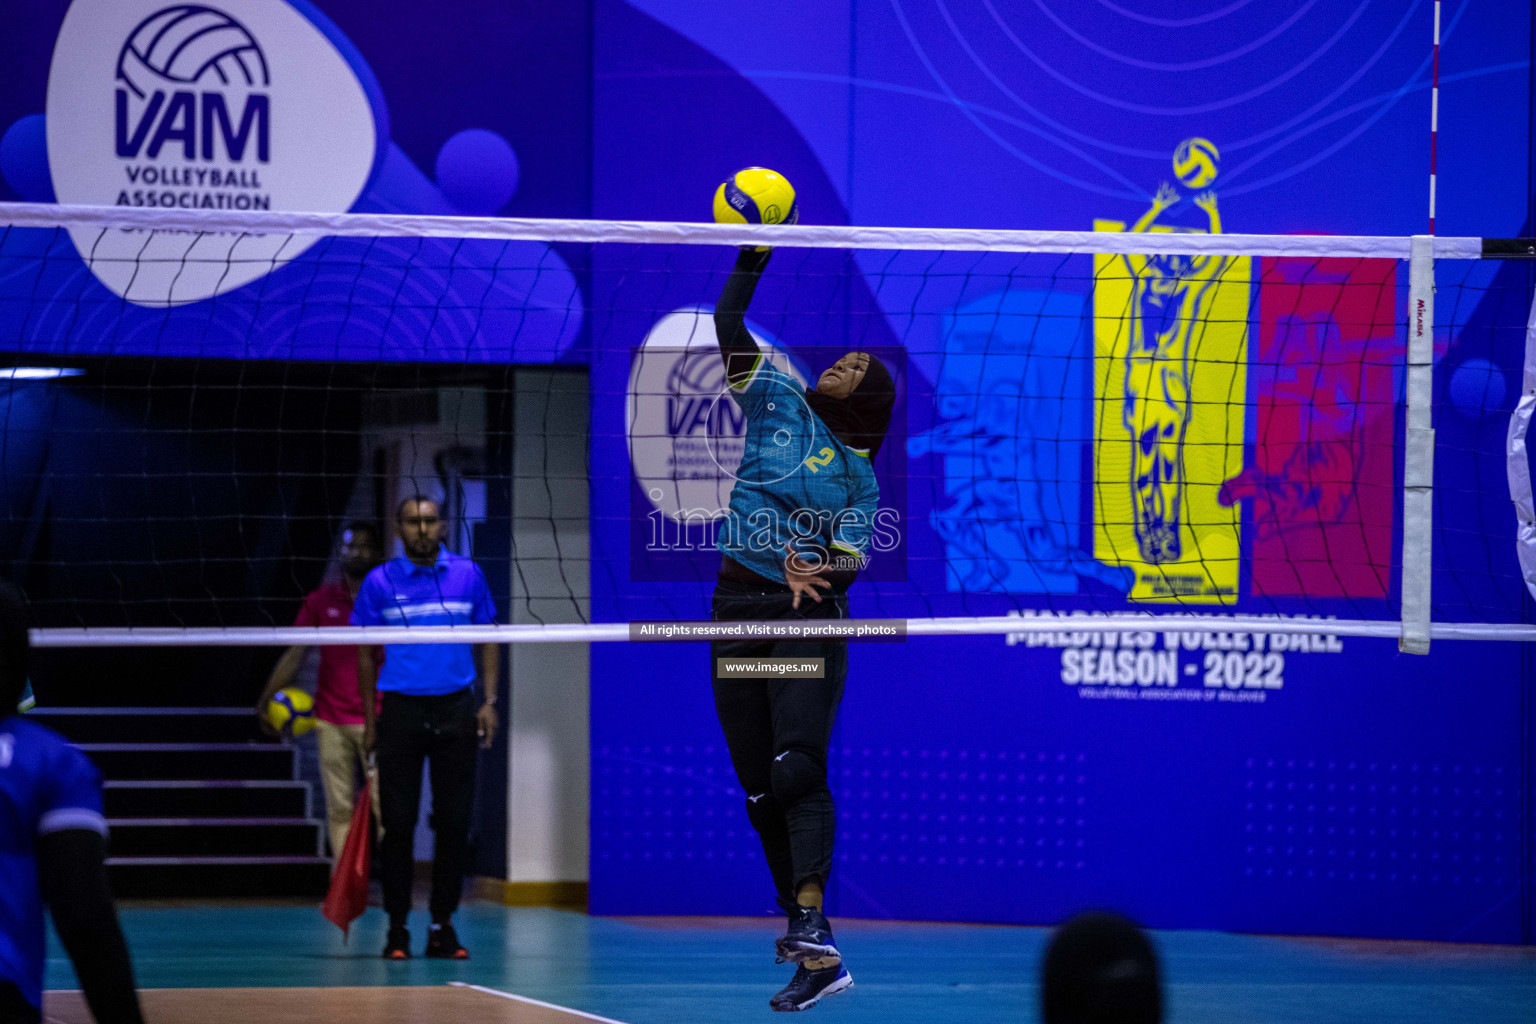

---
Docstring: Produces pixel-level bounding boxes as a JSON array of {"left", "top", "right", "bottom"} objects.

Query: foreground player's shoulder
[
  {"left": 2, "top": 718, "right": 104, "bottom": 827},
  {"left": 3, "top": 715, "right": 73, "bottom": 763}
]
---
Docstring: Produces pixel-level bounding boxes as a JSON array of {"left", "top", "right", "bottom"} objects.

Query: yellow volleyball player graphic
[
  {"left": 1093, "top": 146, "right": 1249, "bottom": 603},
  {"left": 1122, "top": 183, "right": 1229, "bottom": 563}
]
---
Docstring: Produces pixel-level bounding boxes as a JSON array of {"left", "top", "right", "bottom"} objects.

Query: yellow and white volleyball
[
  {"left": 713, "top": 167, "right": 799, "bottom": 234},
  {"left": 265, "top": 687, "right": 316, "bottom": 737},
  {"left": 1172, "top": 138, "right": 1220, "bottom": 189}
]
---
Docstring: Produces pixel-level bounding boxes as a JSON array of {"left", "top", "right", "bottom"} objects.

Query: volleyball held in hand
[
  {"left": 266, "top": 686, "right": 315, "bottom": 737},
  {"left": 714, "top": 167, "right": 798, "bottom": 250},
  {"left": 1172, "top": 137, "right": 1220, "bottom": 189}
]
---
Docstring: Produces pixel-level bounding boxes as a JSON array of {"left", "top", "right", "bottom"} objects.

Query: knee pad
[{"left": 770, "top": 748, "right": 827, "bottom": 807}]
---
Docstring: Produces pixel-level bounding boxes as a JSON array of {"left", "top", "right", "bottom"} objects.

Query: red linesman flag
[{"left": 321, "top": 778, "right": 373, "bottom": 940}]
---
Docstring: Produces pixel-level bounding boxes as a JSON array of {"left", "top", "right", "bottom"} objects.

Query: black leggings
[
  {"left": 377, "top": 688, "right": 478, "bottom": 924},
  {"left": 711, "top": 577, "right": 848, "bottom": 906}
]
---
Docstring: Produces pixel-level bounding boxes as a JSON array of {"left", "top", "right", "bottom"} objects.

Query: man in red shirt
[{"left": 256, "top": 522, "right": 384, "bottom": 859}]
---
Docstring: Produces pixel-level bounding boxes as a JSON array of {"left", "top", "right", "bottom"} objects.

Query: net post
[{"left": 1400, "top": 234, "right": 1436, "bottom": 654}]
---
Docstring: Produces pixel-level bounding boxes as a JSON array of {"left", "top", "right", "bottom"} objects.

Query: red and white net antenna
[{"left": 1429, "top": 0, "right": 1441, "bottom": 233}]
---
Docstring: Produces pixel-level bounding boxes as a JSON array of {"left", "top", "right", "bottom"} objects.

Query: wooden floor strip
[{"left": 43, "top": 986, "right": 628, "bottom": 1024}]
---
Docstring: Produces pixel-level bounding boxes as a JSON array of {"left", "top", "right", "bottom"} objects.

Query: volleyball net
[{"left": 2, "top": 202, "right": 1533, "bottom": 653}]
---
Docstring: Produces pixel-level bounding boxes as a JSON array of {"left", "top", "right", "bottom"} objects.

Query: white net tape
[{"left": 3, "top": 202, "right": 1532, "bottom": 649}]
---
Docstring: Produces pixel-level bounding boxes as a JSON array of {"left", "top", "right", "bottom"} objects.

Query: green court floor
[{"left": 47, "top": 902, "right": 1536, "bottom": 1024}]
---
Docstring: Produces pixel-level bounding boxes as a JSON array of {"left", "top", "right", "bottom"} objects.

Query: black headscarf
[
  {"left": 1041, "top": 912, "right": 1162, "bottom": 1024},
  {"left": 804, "top": 353, "right": 895, "bottom": 457}
]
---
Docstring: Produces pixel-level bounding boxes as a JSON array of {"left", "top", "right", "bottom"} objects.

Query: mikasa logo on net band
[{"left": 113, "top": 5, "right": 272, "bottom": 210}]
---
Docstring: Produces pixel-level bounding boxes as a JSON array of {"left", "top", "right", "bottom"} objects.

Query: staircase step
[
  {"left": 79, "top": 744, "right": 295, "bottom": 781},
  {"left": 28, "top": 707, "right": 257, "bottom": 744},
  {"left": 103, "top": 780, "right": 311, "bottom": 819},
  {"left": 107, "top": 856, "right": 332, "bottom": 899},
  {"left": 108, "top": 819, "right": 323, "bottom": 858},
  {"left": 36, "top": 710, "right": 333, "bottom": 899}
]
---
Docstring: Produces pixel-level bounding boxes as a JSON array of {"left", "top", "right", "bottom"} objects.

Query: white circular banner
[
  {"left": 627, "top": 308, "right": 807, "bottom": 521},
  {"left": 47, "top": 0, "right": 382, "bottom": 306}
]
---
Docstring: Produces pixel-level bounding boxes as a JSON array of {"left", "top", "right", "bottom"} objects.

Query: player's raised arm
[
  {"left": 711, "top": 166, "right": 799, "bottom": 389},
  {"left": 714, "top": 247, "right": 771, "bottom": 387}
]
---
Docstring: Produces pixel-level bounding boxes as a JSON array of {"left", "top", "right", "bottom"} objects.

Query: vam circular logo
[
  {"left": 627, "top": 309, "right": 809, "bottom": 521},
  {"left": 47, "top": 0, "right": 385, "bottom": 306}
]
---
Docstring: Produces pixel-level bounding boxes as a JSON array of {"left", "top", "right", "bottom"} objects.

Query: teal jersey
[{"left": 717, "top": 360, "right": 881, "bottom": 583}]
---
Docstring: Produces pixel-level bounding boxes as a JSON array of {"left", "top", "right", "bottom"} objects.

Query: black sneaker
[
  {"left": 423, "top": 922, "right": 469, "bottom": 960},
  {"left": 776, "top": 905, "right": 841, "bottom": 964},
  {"left": 770, "top": 964, "right": 853, "bottom": 1012},
  {"left": 382, "top": 926, "right": 411, "bottom": 960}
]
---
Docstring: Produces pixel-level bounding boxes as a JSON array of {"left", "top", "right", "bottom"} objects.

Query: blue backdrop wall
[
  {"left": 584, "top": 1, "right": 1536, "bottom": 944},
  {"left": 2, "top": 1, "right": 1534, "bottom": 942}
]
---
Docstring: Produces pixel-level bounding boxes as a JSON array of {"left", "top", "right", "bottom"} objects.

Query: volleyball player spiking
[{"left": 710, "top": 243, "right": 894, "bottom": 1013}]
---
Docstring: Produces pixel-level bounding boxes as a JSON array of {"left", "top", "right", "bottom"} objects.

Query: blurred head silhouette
[{"left": 1042, "top": 912, "right": 1162, "bottom": 1024}]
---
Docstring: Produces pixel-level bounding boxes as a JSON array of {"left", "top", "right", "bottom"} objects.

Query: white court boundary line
[{"left": 447, "top": 981, "right": 630, "bottom": 1024}]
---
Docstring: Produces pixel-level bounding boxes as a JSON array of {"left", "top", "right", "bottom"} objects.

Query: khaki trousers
[{"left": 314, "top": 719, "right": 380, "bottom": 859}]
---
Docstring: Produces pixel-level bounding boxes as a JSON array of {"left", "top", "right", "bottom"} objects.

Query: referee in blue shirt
[
  {"left": 0, "top": 581, "right": 143, "bottom": 1024},
  {"left": 354, "top": 496, "right": 499, "bottom": 961}
]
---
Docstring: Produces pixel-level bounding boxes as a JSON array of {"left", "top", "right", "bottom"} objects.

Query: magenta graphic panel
[{"left": 1222, "top": 258, "right": 1400, "bottom": 597}]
